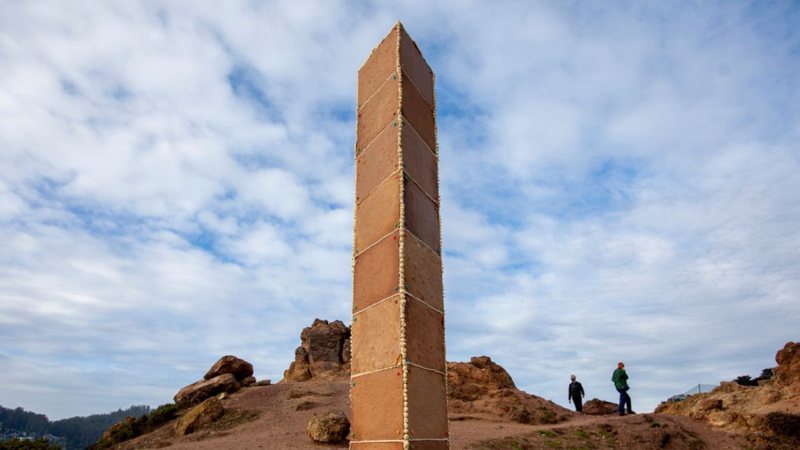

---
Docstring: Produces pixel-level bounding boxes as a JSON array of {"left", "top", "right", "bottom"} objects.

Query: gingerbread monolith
[{"left": 350, "top": 23, "right": 448, "bottom": 449}]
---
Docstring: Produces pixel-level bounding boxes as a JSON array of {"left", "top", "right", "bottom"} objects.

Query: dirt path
[
  {"left": 451, "top": 411, "right": 747, "bottom": 449},
  {"left": 117, "top": 382, "right": 748, "bottom": 450}
]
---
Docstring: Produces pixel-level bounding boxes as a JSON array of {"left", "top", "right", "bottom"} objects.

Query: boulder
[
  {"left": 174, "top": 397, "right": 224, "bottom": 436},
  {"left": 448, "top": 356, "right": 515, "bottom": 401},
  {"left": 254, "top": 379, "right": 272, "bottom": 386},
  {"left": 774, "top": 342, "right": 800, "bottom": 386},
  {"left": 283, "top": 319, "right": 350, "bottom": 382},
  {"left": 285, "top": 347, "right": 313, "bottom": 382},
  {"left": 307, "top": 410, "right": 350, "bottom": 443},
  {"left": 174, "top": 373, "right": 241, "bottom": 408},
  {"left": 447, "top": 357, "right": 571, "bottom": 425},
  {"left": 583, "top": 398, "right": 618, "bottom": 415},
  {"left": 241, "top": 376, "right": 256, "bottom": 387},
  {"left": 204, "top": 355, "right": 254, "bottom": 382}
]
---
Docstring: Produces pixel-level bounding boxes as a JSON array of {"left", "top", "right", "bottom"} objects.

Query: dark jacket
[{"left": 568, "top": 381, "right": 584, "bottom": 401}]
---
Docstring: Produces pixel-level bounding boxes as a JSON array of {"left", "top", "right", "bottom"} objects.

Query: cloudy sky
[{"left": 1, "top": 1, "right": 799, "bottom": 420}]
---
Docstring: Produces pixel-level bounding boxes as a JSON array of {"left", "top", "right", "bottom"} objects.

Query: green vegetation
[
  {"left": 87, "top": 403, "right": 177, "bottom": 450},
  {"left": 470, "top": 438, "right": 530, "bottom": 450},
  {"left": 544, "top": 439, "right": 562, "bottom": 448},
  {"left": 538, "top": 430, "right": 557, "bottom": 438},
  {"left": 0, "top": 404, "right": 151, "bottom": 450},
  {"left": 0, "top": 438, "right": 61, "bottom": 450}
]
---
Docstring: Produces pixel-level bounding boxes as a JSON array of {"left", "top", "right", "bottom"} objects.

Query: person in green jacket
[{"left": 612, "top": 361, "right": 634, "bottom": 416}]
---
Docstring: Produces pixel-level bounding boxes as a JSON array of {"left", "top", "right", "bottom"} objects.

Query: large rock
[
  {"left": 582, "top": 398, "right": 618, "bottom": 415},
  {"left": 204, "top": 355, "right": 254, "bottom": 382},
  {"left": 448, "top": 356, "right": 516, "bottom": 401},
  {"left": 174, "top": 373, "right": 241, "bottom": 408},
  {"left": 283, "top": 319, "right": 350, "bottom": 382},
  {"left": 174, "top": 397, "right": 224, "bottom": 436},
  {"left": 307, "top": 410, "right": 350, "bottom": 443},
  {"left": 447, "top": 356, "right": 571, "bottom": 425},
  {"left": 774, "top": 342, "right": 800, "bottom": 386}
]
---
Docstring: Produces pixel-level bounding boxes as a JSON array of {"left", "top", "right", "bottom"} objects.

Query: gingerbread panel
[
  {"left": 355, "top": 175, "right": 401, "bottom": 251},
  {"left": 350, "top": 367, "right": 405, "bottom": 441},
  {"left": 401, "top": 118, "right": 438, "bottom": 200},
  {"left": 358, "top": 28, "right": 398, "bottom": 108},
  {"left": 356, "top": 124, "right": 400, "bottom": 202},
  {"left": 400, "top": 72, "right": 435, "bottom": 151},
  {"left": 351, "top": 296, "right": 402, "bottom": 375},
  {"left": 399, "top": 26, "right": 434, "bottom": 109},
  {"left": 403, "top": 233, "right": 443, "bottom": 311},
  {"left": 407, "top": 366, "right": 448, "bottom": 439},
  {"left": 405, "top": 296, "right": 445, "bottom": 372},
  {"left": 357, "top": 76, "right": 399, "bottom": 151},
  {"left": 404, "top": 176, "right": 440, "bottom": 253},
  {"left": 353, "top": 230, "right": 400, "bottom": 312},
  {"left": 351, "top": 443, "right": 404, "bottom": 450}
]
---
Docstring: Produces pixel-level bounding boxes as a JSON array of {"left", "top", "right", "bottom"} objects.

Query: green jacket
[{"left": 612, "top": 368, "right": 629, "bottom": 390}]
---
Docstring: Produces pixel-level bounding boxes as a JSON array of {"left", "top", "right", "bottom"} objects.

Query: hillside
[
  {"left": 0, "top": 405, "right": 151, "bottom": 449},
  {"left": 111, "top": 379, "right": 751, "bottom": 450},
  {"left": 656, "top": 341, "right": 800, "bottom": 449},
  {"left": 87, "top": 320, "right": 800, "bottom": 449}
]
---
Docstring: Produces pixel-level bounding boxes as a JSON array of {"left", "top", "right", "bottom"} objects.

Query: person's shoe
[
  {"left": 628, "top": 410, "right": 636, "bottom": 414},
  {"left": 618, "top": 412, "right": 625, "bottom": 416}
]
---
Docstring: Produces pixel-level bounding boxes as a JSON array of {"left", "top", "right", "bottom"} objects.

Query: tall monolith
[{"left": 350, "top": 23, "right": 449, "bottom": 449}]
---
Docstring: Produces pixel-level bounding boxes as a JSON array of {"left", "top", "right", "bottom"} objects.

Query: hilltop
[
  {"left": 656, "top": 341, "right": 800, "bottom": 449},
  {"left": 87, "top": 321, "right": 797, "bottom": 449}
]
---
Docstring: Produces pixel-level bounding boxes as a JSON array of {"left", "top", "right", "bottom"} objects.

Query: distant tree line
[{"left": 0, "top": 405, "right": 150, "bottom": 450}]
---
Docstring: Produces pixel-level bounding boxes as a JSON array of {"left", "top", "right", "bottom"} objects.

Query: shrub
[
  {"left": 0, "top": 438, "right": 61, "bottom": 450},
  {"left": 734, "top": 375, "right": 758, "bottom": 386},
  {"left": 87, "top": 403, "right": 178, "bottom": 449}
]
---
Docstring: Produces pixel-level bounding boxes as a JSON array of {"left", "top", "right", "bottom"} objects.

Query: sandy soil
[{"left": 116, "top": 381, "right": 751, "bottom": 450}]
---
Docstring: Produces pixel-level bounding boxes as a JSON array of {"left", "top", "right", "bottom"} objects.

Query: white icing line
[
  {"left": 355, "top": 168, "right": 402, "bottom": 208},
  {"left": 405, "top": 291, "right": 444, "bottom": 315},
  {"left": 353, "top": 227, "right": 398, "bottom": 258},
  {"left": 353, "top": 293, "right": 400, "bottom": 316},
  {"left": 407, "top": 361, "right": 446, "bottom": 376},
  {"left": 358, "top": 71, "right": 397, "bottom": 113},
  {"left": 351, "top": 363, "right": 402, "bottom": 379}
]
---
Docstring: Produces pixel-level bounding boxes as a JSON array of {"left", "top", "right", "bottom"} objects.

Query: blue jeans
[{"left": 617, "top": 388, "right": 631, "bottom": 414}]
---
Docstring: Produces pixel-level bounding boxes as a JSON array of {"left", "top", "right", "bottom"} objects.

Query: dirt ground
[{"left": 116, "top": 381, "right": 752, "bottom": 450}]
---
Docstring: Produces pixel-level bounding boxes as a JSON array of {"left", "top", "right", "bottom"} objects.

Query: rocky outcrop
[
  {"left": 283, "top": 319, "right": 350, "bottom": 382},
  {"left": 448, "top": 356, "right": 516, "bottom": 400},
  {"left": 447, "top": 356, "right": 572, "bottom": 424},
  {"left": 174, "top": 373, "right": 241, "bottom": 408},
  {"left": 656, "top": 341, "right": 800, "bottom": 438},
  {"left": 204, "top": 355, "right": 254, "bottom": 382},
  {"left": 582, "top": 398, "right": 618, "bottom": 415},
  {"left": 775, "top": 342, "right": 800, "bottom": 388},
  {"left": 175, "top": 355, "right": 257, "bottom": 408},
  {"left": 174, "top": 397, "right": 224, "bottom": 436},
  {"left": 307, "top": 410, "right": 350, "bottom": 443}
]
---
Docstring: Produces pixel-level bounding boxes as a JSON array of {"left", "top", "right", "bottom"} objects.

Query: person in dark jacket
[
  {"left": 568, "top": 374, "right": 585, "bottom": 412},
  {"left": 612, "top": 361, "right": 634, "bottom": 415}
]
